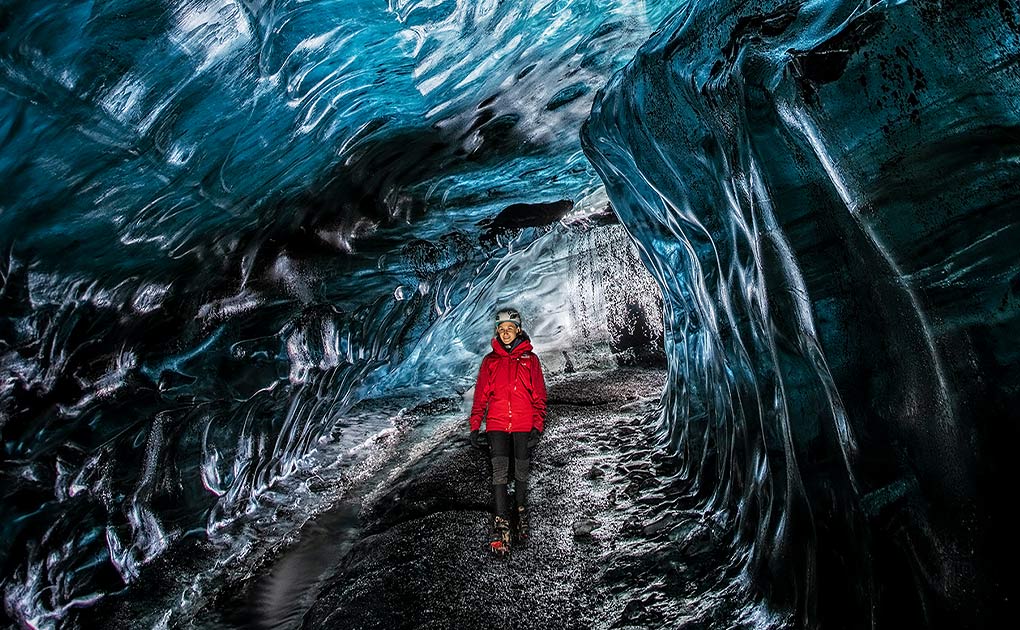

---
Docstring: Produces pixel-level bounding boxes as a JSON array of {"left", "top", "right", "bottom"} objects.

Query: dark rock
[
  {"left": 572, "top": 517, "right": 601, "bottom": 537},
  {"left": 642, "top": 515, "right": 673, "bottom": 537}
]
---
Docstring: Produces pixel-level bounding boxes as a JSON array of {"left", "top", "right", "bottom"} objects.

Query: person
[{"left": 468, "top": 307, "right": 547, "bottom": 556}]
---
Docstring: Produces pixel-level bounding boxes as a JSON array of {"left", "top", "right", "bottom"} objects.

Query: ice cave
[{"left": 0, "top": 0, "right": 1016, "bottom": 628}]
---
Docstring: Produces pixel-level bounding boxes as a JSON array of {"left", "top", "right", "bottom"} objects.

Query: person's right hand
[{"left": 470, "top": 429, "right": 484, "bottom": 449}]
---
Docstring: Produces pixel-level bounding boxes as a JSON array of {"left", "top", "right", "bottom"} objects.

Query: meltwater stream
[{"left": 2, "top": 1, "right": 1017, "bottom": 628}]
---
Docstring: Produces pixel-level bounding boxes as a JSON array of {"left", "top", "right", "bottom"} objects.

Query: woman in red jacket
[{"left": 468, "top": 307, "right": 547, "bottom": 556}]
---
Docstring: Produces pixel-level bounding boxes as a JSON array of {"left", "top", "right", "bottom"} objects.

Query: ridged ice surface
[
  {"left": 583, "top": 0, "right": 1017, "bottom": 627},
  {"left": 0, "top": 1, "right": 672, "bottom": 627},
  {"left": 1, "top": 0, "right": 1016, "bottom": 628}
]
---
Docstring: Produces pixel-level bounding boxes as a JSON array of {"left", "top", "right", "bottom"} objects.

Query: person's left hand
[{"left": 527, "top": 428, "right": 541, "bottom": 448}]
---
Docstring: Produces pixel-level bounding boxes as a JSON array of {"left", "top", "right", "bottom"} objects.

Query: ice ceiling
[{"left": 1, "top": 0, "right": 1016, "bottom": 628}]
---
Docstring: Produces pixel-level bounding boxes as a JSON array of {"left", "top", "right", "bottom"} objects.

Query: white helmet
[{"left": 494, "top": 308, "right": 522, "bottom": 332}]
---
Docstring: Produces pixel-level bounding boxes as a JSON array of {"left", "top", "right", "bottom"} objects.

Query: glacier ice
[
  {"left": 583, "top": 0, "right": 1017, "bottom": 627},
  {"left": 0, "top": 0, "right": 1016, "bottom": 628},
  {"left": 0, "top": 1, "right": 670, "bottom": 626}
]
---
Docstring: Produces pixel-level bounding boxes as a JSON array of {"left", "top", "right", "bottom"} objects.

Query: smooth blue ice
[{"left": 584, "top": 0, "right": 1017, "bottom": 627}]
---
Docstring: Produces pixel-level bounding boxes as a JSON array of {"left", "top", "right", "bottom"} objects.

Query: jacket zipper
[
  {"left": 508, "top": 356, "right": 517, "bottom": 431},
  {"left": 510, "top": 352, "right": 518, "bottom": 432},
  {"left": 508, "top": 378, "right": 513, "bottom": 432}
]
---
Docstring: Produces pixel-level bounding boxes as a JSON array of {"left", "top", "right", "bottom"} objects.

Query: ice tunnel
[{"left": 0, "top": 1, "right": 1015, "bottom": 628}]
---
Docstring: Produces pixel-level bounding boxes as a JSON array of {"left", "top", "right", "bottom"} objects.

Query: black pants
[{"left": 488, "top": 431, "right": 530, "bottom": 509}]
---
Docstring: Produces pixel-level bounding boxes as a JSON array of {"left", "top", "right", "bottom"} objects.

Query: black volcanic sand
[
  {"left": 301, "top": 370, "right": 670, "bottom": 630},
  {"left": 90, "top": 369, "right": 761, "bottom": 629},
  {"left": 202, "top": 368, "right": 760, "bottom": 630}
]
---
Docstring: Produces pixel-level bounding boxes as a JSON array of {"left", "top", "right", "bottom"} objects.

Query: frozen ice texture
[
  {"left": 1, "top": 0, "right": 1015, "bottom": 627},
  {"left": 0, "top": 1, "right": 668, "bottom": 626},
  {"left": 583, "top": 0, "right": 1017, "bottom": 627}
]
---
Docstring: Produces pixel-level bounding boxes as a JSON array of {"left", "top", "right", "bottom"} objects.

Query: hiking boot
[
  {"left": 516, "top": 505, "right": 529, "bottom": 542},
  {"left": 490, "top": 516, "right": 512, "bottom": 557}
]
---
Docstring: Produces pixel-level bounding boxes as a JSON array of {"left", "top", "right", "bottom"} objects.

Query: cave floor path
[{"left": 200, "top": 368, "right": 739, "bottom": 629}]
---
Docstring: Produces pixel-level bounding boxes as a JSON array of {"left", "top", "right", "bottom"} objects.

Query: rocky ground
[
  {"left": 83, "top": 368, "right": 770, "bottom": 629},
  {"left": 216, "top": 368, "right": 761, "bottom": 630},
  {"left": 299, "top": 369, "right": 668, "bottom": 630}
]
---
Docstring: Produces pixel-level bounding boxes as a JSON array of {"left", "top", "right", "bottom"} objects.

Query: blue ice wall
[
  {"left": 0, "top": 1, "right": 672, "bottom": 626},
  {"left": 583, "top": 0, "right": 1018, "bottom": 627},
  {"left": 2, "top": 0, "right": 1016, "bottom": 627}
]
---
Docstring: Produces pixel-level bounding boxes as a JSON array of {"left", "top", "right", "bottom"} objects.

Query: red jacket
[{"left": 469, "top": 337, "right": 547, "bottom": 433}]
